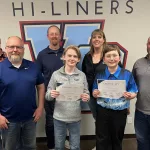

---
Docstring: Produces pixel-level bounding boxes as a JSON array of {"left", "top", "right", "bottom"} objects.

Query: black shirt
[{"left": 82, "top": 53, "right": 106, "bottom": 95}]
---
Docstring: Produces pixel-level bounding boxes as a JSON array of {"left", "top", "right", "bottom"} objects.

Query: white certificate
[
  {"left": 97, "top": 80, "right": 126, "bottom": 99},
  {"left": 56, "top": 84, "right": 84, "bottom": 101}
]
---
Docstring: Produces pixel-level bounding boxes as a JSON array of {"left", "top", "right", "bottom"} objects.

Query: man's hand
[
  {"left": 0, "top": 115, "right": 9, "bottom": 129},
  {"left": 33, "top": 107, "right": 43, "bottom": 122}
]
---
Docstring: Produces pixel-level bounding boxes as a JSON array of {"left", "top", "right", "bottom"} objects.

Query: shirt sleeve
[
  {"left": 36, "top": 66, "right": 44, "bottom": 85},
  {"left": 83, "top": 73, "right": 89, "bottom": 94},
  {"left": 36, "top": 52, "right": 43, "bottom": 73},
  {"left": 132, "top": 61, "right": 138, "bottom": 84},
  {"left": 127, "top": 72, "right": 138, "bottom": 93}
]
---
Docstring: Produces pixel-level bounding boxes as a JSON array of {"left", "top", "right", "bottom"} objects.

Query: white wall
[{"left": 0, "top": 0, "right": 149, "bottom": 136}]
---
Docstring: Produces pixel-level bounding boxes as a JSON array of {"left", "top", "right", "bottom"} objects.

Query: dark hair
[
  {"left": 47, "top": 25, "right": 61, "bottom": 35},
  {"left": 103, "top": 45, "right": 123, "bottom": 67},
  {"left": 103, "top": 45, "right": 121, "bottom": 57},
  {"left": 88, "top": 29, "right": 106, "bottom": 56}
]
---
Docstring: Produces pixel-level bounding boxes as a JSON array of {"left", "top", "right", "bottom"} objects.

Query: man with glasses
[{"left": 0, "top": 36, "right": 45, "bottom": 150}]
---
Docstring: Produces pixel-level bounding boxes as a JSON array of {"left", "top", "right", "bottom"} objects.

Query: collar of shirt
[
  {"left": 5, "top": 58, "right": 29, "bottom": 69},
  {"left": 46, "top": 46, "right": 63, "bottom": 54},
  {"left": 59, "top": 66, "right": 80, "bottom": 75},
  {"left": 105, "top": 65, "right": 121, "bottom": 79}
]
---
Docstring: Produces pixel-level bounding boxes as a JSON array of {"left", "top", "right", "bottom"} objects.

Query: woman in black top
[
  {"left": 82, "top": 30, "right": 123, "bottom": 150},
  {"left": 82, "top": 29, "right": 106, "bottom": 119}
]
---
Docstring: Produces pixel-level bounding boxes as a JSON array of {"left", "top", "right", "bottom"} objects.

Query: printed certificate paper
[
  {"left": 98, "top": 80, "right": 126, "bottom": 99},
  {"left": 56, "top": 84, "right": 84, "bottom": 101}
]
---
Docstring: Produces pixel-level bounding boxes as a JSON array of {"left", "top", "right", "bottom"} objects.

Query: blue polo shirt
[
  {"left": 93, "top": 66, "right": 138, "bottom": 110},
  {"left": 0, "top": 58, "right": 44, "bottom": 122}
]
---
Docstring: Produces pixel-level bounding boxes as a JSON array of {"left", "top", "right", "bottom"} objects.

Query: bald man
[
  {"left": 0, "top": 36, "right": 45, "bottom": 150},
  {"left": 133, "top": 37, "right": 150, "bottom": 150}
]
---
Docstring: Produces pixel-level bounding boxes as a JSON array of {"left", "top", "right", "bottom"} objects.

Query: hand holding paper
[
  {"left": 50, "top": 90, "right": 60, "bottom": 98},
  {"left": 92, "top": 89, "right": 100, "bottom": 98},
  {"left": 81, "top": 93, "right": 90, "bottom": 102},
  {"left": 56, "top": 84, "right": 84, "bottom": 101},
  {"left": 123, "top": 92, "right": 136, "bottom": 100},
  {"left": 97, "top": 80, "right": 126, "bottom": 99}
]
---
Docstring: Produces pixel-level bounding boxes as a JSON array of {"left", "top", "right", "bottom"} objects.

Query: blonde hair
[{"left": 63, "top": 45, "right": 81, "bottom": 59}]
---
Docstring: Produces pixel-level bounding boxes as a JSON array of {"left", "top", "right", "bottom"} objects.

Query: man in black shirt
[{"left": 37, "top": 25, "right": 64, "bottom": 150}]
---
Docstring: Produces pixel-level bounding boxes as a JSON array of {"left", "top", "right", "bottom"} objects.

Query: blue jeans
[
  {"left": 135, "top": 109, "right": 150, "bottom": 150},
  {"left": 54, "top": 119, "right": 80, "bottom": 150},
  {"left": 1, "top": 119, "right": 36, "bottom": 150}
]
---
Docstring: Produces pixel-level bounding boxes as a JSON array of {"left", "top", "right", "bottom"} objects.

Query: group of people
[{"left": 0, "top": 25, "right": 149, "bottom": 150}]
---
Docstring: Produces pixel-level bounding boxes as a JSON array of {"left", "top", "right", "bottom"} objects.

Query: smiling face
[
  {"left": 63, "top": 48, "right": 80, "bottom": 68},
  {"left": 5, "top": 36, "right": 24, "bottom": 64},
  {"left": 103, "top": 45, "right": 121, "bottom": 69},
  {"left": 91, "top": 29, "right": 106, "bottom": 49},
  {"left": 91, "top": 33, "right": 105, "bottom": 49},
  {"left": 62, "top": 45, "right": 81, "bottom": 68},
  {"left": 47, "top": 26, "right": 61, "bottom": 47},
  {"left": 89, "top": 29, "right": 106, "bottom": 56},
  {"left": 103, "top": 50, "right": 120, "bottom": 68}
]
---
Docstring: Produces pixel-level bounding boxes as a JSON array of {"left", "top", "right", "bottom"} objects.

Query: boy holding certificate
[
  {"left": 92, "top": 45, "right": 138, "bottom": 150},
  {"left": 45, "top": 45, "right": 89, "bottom": 150}
]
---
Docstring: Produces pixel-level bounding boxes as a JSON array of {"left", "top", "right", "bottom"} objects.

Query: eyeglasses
[
  {"left": 105, "top": 54, "right": 119, "bottom": 59},
  {"left": 6, "top": 46, "right": 24, "bottom": 50}
]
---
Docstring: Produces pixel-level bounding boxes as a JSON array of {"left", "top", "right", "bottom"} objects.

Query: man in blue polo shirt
[
  {"left": 0, "top": 36, "right": 45, "bottom": 150},
  {"left": 36, "top": 25, "right": 64, "bottom": 150}
]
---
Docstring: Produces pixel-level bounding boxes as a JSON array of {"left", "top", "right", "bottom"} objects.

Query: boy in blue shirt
[{"left": 92, "top": 45, "right": 138, "bottom": 150}]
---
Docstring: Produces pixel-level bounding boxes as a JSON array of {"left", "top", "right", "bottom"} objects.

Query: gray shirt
[
  {"left": 132, "top": 56, "right": 150, "bottom": 115},
  {"left": 45, "top": 66, "right": 89, "bottom": 122}
]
